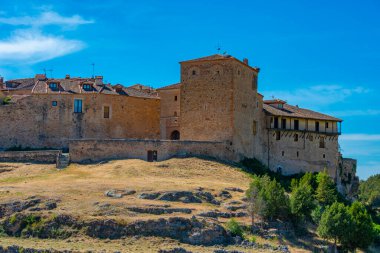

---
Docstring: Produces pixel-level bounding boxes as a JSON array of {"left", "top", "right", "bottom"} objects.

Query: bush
[
  {"left": 290, "top": 183, "right": 316, "bottom": 220},
  {"left": 246, "top": 175, "right": 289, "bottom": 221},
  {"left": 240, "top": 158, "right": 305, "bottom": 192},
  {"left": 374, "top": 223, "right": 380, "bottom": 244},
  {"left": 311, "top": 205, "right": 324, "bottom": 225},
  {"left": 2, "top": 96, "right": 11, "bottom": 105},
  {"left": 316, "top": 170, "right": 337, "bottom": 206},
  {"left": 225, "top": 219, "right": 243, "bottom": 237}
]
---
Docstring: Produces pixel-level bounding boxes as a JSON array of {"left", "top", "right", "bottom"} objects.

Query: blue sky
[{"left": 0, "top": 0, "right": 379, "bottom": 179}]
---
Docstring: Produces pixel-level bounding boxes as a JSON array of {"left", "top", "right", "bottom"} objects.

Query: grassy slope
[{"left": 0, "top": 158, "right": 308, "bottom": 252}]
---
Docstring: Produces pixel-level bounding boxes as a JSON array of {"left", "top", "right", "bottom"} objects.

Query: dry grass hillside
[{"left": 0, "top": 158, "right": 307, "bottom": 252}]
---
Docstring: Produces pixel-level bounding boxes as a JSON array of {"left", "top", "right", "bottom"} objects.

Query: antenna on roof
[
  {"left": 42, "top": 68, "right": 47, "bottom": 76},
  {"left": 47, "top": 69, "right": 53, "bottom": 78},
  {"left": 215, "top": 43, "right": 221, "bottom": 54},
  {"left": 91, "top": 63, "right": 95, "bottom": 78}
]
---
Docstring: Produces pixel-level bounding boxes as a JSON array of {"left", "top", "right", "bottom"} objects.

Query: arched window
[{"left": 170, "top": 130, "right": 180, "bottom": 140}]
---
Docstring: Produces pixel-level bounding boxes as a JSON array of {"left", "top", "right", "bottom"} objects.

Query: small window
[
  {"left": 252, "top": 121, "right": 257, "bottom": 135},
  {"left": 192, "top": 70, "right": 196, "bottom": 75},
  {"left": 319, "top": 136, "right": 325, "bottom": 148},
  {"left": 297, "top": 151, "right": 299, "bottom": 157},
  {"left": 281, "top": 118, "right": 286, "bottom": 129},
  {"left": 49, "top": 83, "right": 58, "bottom": 90},
  {"left": 323, "top": 154, "right": 326, "bottom": 158},
  {"left": 104, "top": 106, "right": 110, "bottom": 118},
  {"left": 325, "top": 122, "right": 329, "bottom": 128},
  {"left": 276, "top": 131, "right": 281, "bottom": 140},
  {"left": 74, "top": 99, "right": 83, "bottom": 113},
  {"left": 278, "top": 104, "right": 283, "bottom": 109},
  {"left": 294, "top": 134, "right": 298, "bottom": 142},
  {"left": 274, "top": 117, "right": 279, "bottom": 128},
  {"left": 315, "top": 121, "right": 320, "bottom": 132},
  {"left": 252, "top": 76, "right": 257, "bottom": 90},
  {"left": 174, "top": 111, "right": 177, "bottom": 116},
  {"left": 52, "top": 101, "right": 57, "bottom": 107},
  {"left": 174, "top": 96, "right": 178, "bottom": 101},
  {"left": 294, "top": 120, "right": 299, "bottom": 130},
  {"left": 282, "top": 151, "right": 284, "bottom": 156},
  {"left": 83, "top": 84, "right": 92, "bottom": 91}
]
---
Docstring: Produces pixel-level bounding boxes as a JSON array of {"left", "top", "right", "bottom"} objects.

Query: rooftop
[{"left": 263, "top": 101, "right": 342, "bottom": 122}]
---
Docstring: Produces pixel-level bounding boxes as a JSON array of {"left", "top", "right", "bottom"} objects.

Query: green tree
[
  {"left": 359, "top": 174, "right": 380, "bottom": 209},
  {"left": 246, "top": 175, "right": 289, "bottom": 221},
  {"left": 316, "top": 170, "right": 337, "bottom": 206},
  {"left": 317, "top": 202, "right": 352, "bottom": 250},
  {"left": 290, "top": 183, "right": 316, "bottom": 220},
  {"left": 344, "top": 201, "right": 374, "bottom": 250}
]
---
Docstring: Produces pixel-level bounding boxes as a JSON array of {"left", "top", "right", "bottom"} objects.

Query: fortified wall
[
  {"left": 0, "top": 94, "right": 160, "bottom": 150},
  {"left": 69, "top": 139, "right": 234, "bottom": 163}
]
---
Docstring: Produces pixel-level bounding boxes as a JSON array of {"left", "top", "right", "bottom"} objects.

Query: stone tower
[{"left": 179, "top": 54, "right": 262, "bottom": 160}]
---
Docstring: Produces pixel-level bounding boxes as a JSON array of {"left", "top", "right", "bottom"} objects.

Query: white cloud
[
  {"left": 0, "top": 29, "right": 85, "bottom": 64},
  {"left": 0, "top": 11, "right": 92, "bottom": 64},
  {"left": 262, "top": 85, "right": 369, "bottom": 107},
  {"left": 0, "top": 11, "right": 94, "bottom": 28},
  {"left": 341, "top": 134, "right": 380, "bottom": 141}
]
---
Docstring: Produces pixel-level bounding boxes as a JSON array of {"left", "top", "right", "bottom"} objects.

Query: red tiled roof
[{"left": 263, "top": 103, "right": 342, "bottom": 122}]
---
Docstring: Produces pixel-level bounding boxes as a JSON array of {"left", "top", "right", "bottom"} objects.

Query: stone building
[
  {"left": 0, "top": 53, "right": 356, "bottom": 184},
  {"left": 0, "top": 75, "right": 160, "bottom": 150}
]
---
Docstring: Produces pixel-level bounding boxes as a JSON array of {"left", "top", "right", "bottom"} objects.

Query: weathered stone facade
[
  {"left": 0, "top": 53, "right": 356, "bottom": 183},
  {"left": 0, "top": 94, "right": 160, "bottom": 150}
]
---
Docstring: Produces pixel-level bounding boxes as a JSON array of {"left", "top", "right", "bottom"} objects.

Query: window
[
  {"left": 174, "top": 96, "right": 178, "bottom": 101},
  {"left": 297, "top": 151, "right": 299, "bottom": 157},
  {"left": 252, "top": 76, "right": 257, "bottom": 90},
  {"left": 104, "top": 106, "right": 110, "bottom": 118},
  {"left": 325, "top": 122, "right": 329, "bottom": 128},
  {"left": 252, "top": 121, "right": 257, "bottom": 135},
  {"left": 174, "top": 111, "right": 177, "bottom": 116},
  {"left": 192, "top": 70, "right": 196, "bottom": 75},
  {"left": 294, "top": 120, "right": 299, "bottom": 130},
  {"left": 315, "top": 121, "right": 320, "bottom": 132},
  {"left": 74, "top": 99, "right": 83, "bottom": 113},
  {"left": 276, "top": 131, "right": 281, "bottom": 140},
  {"left": 274, "top": 117, "right": 279, "bottom": 128},
  {"left": 49, "top": 83, "right": 58, "bottom": 90},
  {"left": 83, "top": 84, "right": 92, "bottom": 91},
  {"left": 278, "top": 104, "right": 283, "bottom": 109},
  {"left": 319, "top": 136, "right": 325, "bottom": 148},
  {"left": 281, "top": 118, "right": 286, "bottom": 129},
  {"left": 282, "top": 151, "right": 284, "bottom": 156},
  {"left": 294, "top": 134, "right": 298, "bottom": 142},
  {"left": 323, "top": 154, "right": 326, "bottom": 158},
  {"left": 52, "top": 101, "right": 57, "bottom": 107}
]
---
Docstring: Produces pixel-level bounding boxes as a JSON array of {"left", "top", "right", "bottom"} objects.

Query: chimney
[
  {"left": 243, "top": 58, "right": 249, "bottom": 65},
  {"left": 0, "top": 76, "right": 3, "bottom": 87},
  {"left": 35, "top": 74, "right": 47, "bottom": 81},
  {"left": 95, "top": 76, "right": 103, "bottom": 86},
  {"left": 65, "top": 74, "right": 70, "bottom": 79}
]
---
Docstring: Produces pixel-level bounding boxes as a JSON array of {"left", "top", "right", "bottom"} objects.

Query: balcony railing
[{"left": 267, "top": 126, "right": 341, "bottom": 135}]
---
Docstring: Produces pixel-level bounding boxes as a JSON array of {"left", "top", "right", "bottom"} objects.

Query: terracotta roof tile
[{"left": 263, "top": 102, "right": 342, "bottom": 122}]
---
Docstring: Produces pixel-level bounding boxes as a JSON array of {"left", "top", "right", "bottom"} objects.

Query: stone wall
[
  {"left": 265, "top": 130, "right": 339, "bottom": 177},
  {"left": 69, "top": 139, "right": 234, "bottom": 163},
  {"left": 180, "top": 60, "right": 234, "bottom": 142},
  {"left": 337, "top": 157, "right": 359, "bottom": 198},
  {"left": 0, "top": 94, "right": 160, "bottom": 150},
  {"left": 158, "top": 87, "right": 180, "bottom": 139},
  {"left": 0, "top": 150, "right": 61, "bottom": 163}
]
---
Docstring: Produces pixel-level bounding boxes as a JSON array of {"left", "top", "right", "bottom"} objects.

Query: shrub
[
  {"left": 311, "top": 205, "right": 324, "bottom": 225},
  {"left": 246, "top": 175, "right": 289, "bottom": 221},
  {"left": 374, "top": 223, "right": 380, "bottom": 244},
  {"left": 316, "top": 170, "right": 337, "bottom": 206},
  {"left": 290, "top": 183, "right": 316, "bottom": 220},
  {"left": 225, "top": 218, "right": 243, "bottom": 237},
  {"left": 2, "top": 96, "right": 11, "bottom": 105}
]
